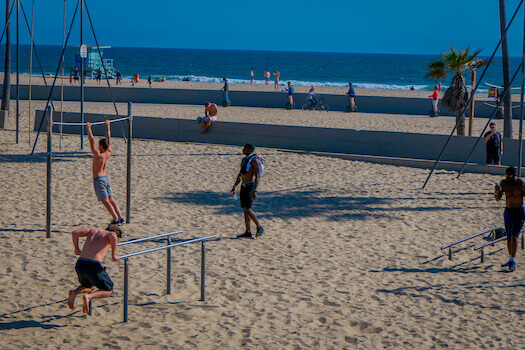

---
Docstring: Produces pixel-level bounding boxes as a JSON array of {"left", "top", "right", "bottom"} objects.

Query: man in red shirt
[{"left": 429, "top": 85, "right": 440, "bottom": 115}]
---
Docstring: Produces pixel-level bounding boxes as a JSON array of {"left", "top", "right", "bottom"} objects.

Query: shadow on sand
[{"left": 162, "top": 189, "right": 467, "bottom": 221}]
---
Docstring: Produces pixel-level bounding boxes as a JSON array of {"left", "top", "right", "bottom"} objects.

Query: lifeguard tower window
[{"left": 68, "top": 46, "right": 118, "bottom": 79}]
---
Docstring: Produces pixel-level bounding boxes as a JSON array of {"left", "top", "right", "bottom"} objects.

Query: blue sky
[{"left": 3, "top": 0, "right": 525, "bottom": 56}]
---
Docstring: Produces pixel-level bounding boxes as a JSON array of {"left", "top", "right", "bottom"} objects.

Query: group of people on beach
[{"left": 68, "top": 117, "right": 264, "bottom": 313}]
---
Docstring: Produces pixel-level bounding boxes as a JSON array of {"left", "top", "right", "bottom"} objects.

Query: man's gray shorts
[{"left": 93, "top": 175, "right": 113, "bottom": 201}]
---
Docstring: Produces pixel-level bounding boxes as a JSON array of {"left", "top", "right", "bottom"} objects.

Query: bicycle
[{"left": 301, "top": 98, "right": 329, "bottom": 112}]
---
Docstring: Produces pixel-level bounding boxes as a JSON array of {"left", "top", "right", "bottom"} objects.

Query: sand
[{"left": 0, "top": 83, "right": 524, "bottom": 349}]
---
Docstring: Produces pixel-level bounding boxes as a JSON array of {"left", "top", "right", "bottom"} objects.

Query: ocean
[{"left": 0, "top": 45, "right": 522, "bottom": 93}]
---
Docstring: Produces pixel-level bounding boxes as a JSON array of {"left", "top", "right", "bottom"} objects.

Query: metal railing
[
  {"left": 119, "top": 235, "right": 216, "bottom": 322},
  {"left": 441, "top": 227, "right": 502, "bottom": 260},
  {"left": 473, "top": 230, "right": 525, "bottom": 263}
]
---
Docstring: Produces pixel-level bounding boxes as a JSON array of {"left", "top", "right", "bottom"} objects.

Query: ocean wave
[
  {"left": 118, "top": 73, "right": 490, "bottom": 94},
  {"left": 165, "top": 74, "right": 433, "bottom": 91}
]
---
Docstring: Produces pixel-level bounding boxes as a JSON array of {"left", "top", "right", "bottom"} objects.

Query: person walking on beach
[
  {"left": 346, "top": 83, "right": 356, "bottom": 112},
  {"left": 221, "top": 78, "right": 230, "bottom": 106},
  {"left": 264, "top": 69, "right": 270, "bottom": 85},
  {"left": 484, "top": 122, "right": 503, "bottom": 165},
  {"left": 285, "top": 82, "right": 295, "bottom": 108},
  {"left": 95, "top": 69, "right": 102, "bottom": 84},
  {"left": 231, "top": 144, "right": 264, "bottom": 239},
  {"left": 73, "top": 67, "right": 79, "bottom": 84},
  {"left": 273, "top": 71, "right": 280, "bottom": 92},
  {"left": 250, "top": 69, "right": 254, "bottom": 84},
  {"left": 201, "top": 101, "right": 218, "bottom": 134},
  {"left": 67, "top": 224, "right": 122, "bottom": 314},
  {"left": 494, "top": 166, "right": 525, "bottom": 271},
  {"left": 148, "top": 75, "right": 152, "bottom": 88},
  {"left": 115, "top": 69, "right": 122, "bottom": 85},
  {"left": 429, "top": 85, "right": 440, "bottom": 116},
  {"left": 87, "top": 120, "right": 124, "bottom": 226}
]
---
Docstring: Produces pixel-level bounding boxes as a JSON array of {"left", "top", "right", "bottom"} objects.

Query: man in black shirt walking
[{"left": 484, "top": 122, "right": 503, "bottom": 165}]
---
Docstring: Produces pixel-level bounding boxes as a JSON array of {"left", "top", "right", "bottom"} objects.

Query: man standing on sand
[
  {"left": 495, "top": 167, "right": 525, "bottom": 271},
  {"left": 201, "top": 101, "right": 218, "bottom": 134},
  {"left": 429, "top": 85, "right": 440, "bottom": 116},
  {"left": 285, "top": 82, "right": 295, "bottom": 108},
  {"left": 273, "top": 71, "right": 280, "bottom": 92},
  {"left": 221, "top": 78, "right": 230, "bottom": 106},
  {"left": 346, "top": 82, "right": 356, "bottom": 112},
  {"left": 231, "top": 144, "right": 264, "bottom": 239},
  {"left": 264, "top": 69, "right": 270, "bottom": 85},
  {"left": 484, "top": 122, "right": 503, "bottom": 165},
  {"left": 87, "top": 120, "right": 124, "bottom": 226},
  {"left": 115, "top": 69, "right": 122, "bottom": 85},
  {"left": 250, "top": 69, "right": 254, "bottom": 84},
  {"left": 68, "top": 224, "right": 122, "bottom": 313}
]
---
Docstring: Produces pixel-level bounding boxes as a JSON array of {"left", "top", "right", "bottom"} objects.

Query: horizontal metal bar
[
  {"left": 474, "top": 236, "right": 507, "bottom": 250},
  {"left": 53, "top": 117, "right": 129, "bottom": 126},
  {"left": 118, "top": 231, "right": 182, "bottom": 246},
  {"left": 441, "top": 227, "right": 502, "bottom": 250},
  {"left": 120, "top": 235, "right": 216, "bottom": 259},
  {"left": 473, "top": 228, "right": 525, "bottom": 250}
]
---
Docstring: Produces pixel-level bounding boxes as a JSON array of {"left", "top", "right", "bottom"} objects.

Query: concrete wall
[
  {"left": 35, "top": 110, "right": 522, "bottom": 169},
  {"left": 10, "top": 83, "right": 500, "bottom": 117}
]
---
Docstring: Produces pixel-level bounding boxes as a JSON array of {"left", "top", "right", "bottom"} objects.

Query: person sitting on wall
[{"left": 201, "top": 101, "right": 218, "bottom": 134}]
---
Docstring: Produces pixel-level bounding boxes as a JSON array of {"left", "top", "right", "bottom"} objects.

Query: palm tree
[
  {"left": 427, "top": 46, "right": 487, "bottom": 136},
  {"left": 1, "top": 0, "right": 10, "bottom": 115}
]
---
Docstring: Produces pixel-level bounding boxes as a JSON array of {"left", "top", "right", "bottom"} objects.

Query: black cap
[{"left": 506, "top": 167, "right": 516, "bottom": 176}]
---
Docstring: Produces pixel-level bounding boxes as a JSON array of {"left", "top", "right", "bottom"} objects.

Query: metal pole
[
  {"left": 448, "top": 247, "right": 452, "bottom": 260},
  {"left": 60, "top": 0, "right": 65, "bottom": 149},
  {"left": 167, "top": 236, "right": 171, "bottom": 294},
  {"left": 88, "top": 300, "right": 92, "bottom": 316},
  {"left": 123, "top": 258, "right": 129, "bottom": 322},
  {"left": 80, "top": 0, "right": 84, "bottom": 150},
  {"left": 480, "top": 248, "right": 484, "bottom": 264},
  {"left": 200, "top": 241, "right": 205, "bottom": 301},
  {"left": 519, "top": 4, "right": 525, "bottom": 177},
  {"left": 28, "top": 0, "right": 33, "bottom": 145},
  {"left": 522, "top": 234, "right": 524, "bottom": 249},
  {"left": 15, "top": 0, "right": 19, "bottom": 144},
  {"left": 126, "top": 102, "right": 132, "bottom": 223},
  {"left": 46, "top": 107, "right": 52, "bottom": 238}
]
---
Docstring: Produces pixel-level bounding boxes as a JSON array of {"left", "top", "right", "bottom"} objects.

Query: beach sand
[{"left": 0, "top": 84, "right": 524, "bottom": 349}]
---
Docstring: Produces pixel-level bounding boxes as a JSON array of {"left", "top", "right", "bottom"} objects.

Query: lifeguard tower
[{"left": 67, "top": 45, "right": 118, "bottom": 79}]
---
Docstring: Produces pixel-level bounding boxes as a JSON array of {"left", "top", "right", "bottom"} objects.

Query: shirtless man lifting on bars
[{"left": 68, "top": 224, "right": 122, "bottom": 313}]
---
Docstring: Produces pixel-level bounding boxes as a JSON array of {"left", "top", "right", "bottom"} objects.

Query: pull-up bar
[
  {"left": 120, "top": 235, "right": 216, "bottom": 322},
  {"left": 45, "top": 102, "right": 134, "bottom": 238},
  {"left": 53, "top": 117, "right": 129, "bottom": 127}
]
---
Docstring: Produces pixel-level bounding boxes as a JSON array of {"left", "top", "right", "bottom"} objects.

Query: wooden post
[
  {"left": 126, "top": 102, "right": 132, "bottom": 223},
  {"left": 468, "top": 69, "right": 476, "bottom": 137}
]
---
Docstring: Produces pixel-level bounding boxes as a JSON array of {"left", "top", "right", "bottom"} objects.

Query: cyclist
[{"left": 306, "top": 87, "right": 317, "bottom": 109}]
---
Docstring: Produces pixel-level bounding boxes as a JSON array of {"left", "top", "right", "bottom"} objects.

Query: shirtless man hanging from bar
[
  {"left": 87, "top": 120, "right": 124, "bottom": 225},
  {"left": 68, "top": 224, "right": 122, "bottom": 313}
]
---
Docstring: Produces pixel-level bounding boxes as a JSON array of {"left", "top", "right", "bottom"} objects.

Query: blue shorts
[
  {"left": 93, "top": 175, "right": 113, "bottom": 201},
  {"left": 75, "top": 258, "right": 114, "bottom": 291},
  {"left": 504, "top": 207, "right": 525, "bottom": 239}
]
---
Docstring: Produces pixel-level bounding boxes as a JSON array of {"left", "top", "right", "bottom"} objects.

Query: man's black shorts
[
  {"left": 486, "top": 151, "right": 501, "bottom": 165},
  {"left": 240, "top": 182, "right": 255, "bottom": 209},
  {"left": 75, "top": 258, "right": 114, "bottom": 291}
]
